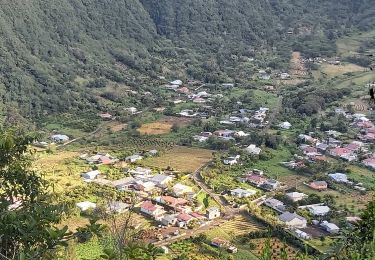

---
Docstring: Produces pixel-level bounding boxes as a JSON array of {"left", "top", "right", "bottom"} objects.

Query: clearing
[
  {"left": 142, "top": 146, "right": 213, "bottom": 173},
  {"left": 138, "top": 116, "right": 194, "bottom": 135},
  {"left": 34, "top": 151, "right": 88, "bottom": 193},
  {"left": 320, "top": 63, "right": 365, "bottom": 77}
]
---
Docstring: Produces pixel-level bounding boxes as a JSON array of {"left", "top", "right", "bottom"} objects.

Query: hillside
[{"left": 0, "top": 0, "right": 373, "bottom": 124}]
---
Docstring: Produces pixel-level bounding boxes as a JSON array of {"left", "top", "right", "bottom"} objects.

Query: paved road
[{"left": 191, "top": 163, "right": 238, "bottom": 216}]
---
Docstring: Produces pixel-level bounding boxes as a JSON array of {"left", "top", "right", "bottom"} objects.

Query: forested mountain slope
[{"left": 0, "top": 0, "right": 373, "bottom": 123}]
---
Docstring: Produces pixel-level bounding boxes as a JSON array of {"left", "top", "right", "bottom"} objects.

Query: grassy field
[
  {"left": 337, "top": 30, "right": 375, "bottom": 57},
  {"left": 252, "top": 148, "right": 296, "bottom": 179},
  {"left": 296, "top": 183, "right": 370, "bottom": 214},
  {"left": 320, "top": 63, "right": 365, "bottom": 77},
  {"left": 34, "top": 151, "right": 88, "bottom": 194},
  {"left": 142, "top": 146, "right": 213, "bottom": 173}
]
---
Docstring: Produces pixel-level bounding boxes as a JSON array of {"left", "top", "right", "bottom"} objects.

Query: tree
[{"left": 0, "top": 130, "right": 71, "bottom": 259}]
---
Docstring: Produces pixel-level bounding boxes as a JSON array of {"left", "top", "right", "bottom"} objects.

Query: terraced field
[{"left": 205, "top": 215, "right": 265, "bottom": 241}]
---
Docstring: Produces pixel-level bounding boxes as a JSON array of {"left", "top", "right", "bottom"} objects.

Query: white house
[
  {"left": 320, "top": 221, "right": 340, "bottom": 234},
  {"left": 140, "top": 201, "right": 165, "bottom": 219},
  {"left": 81, "top": 170, "right": 100, "bottom": 180},
  {"left": 51, "top": 134, "right": 69, "bottom": 143},
  {"left": 207, "top": 207, "right": 220, "bottom": 220},
  {"left": 286, "top": 192, "right": 308, "bottom": 202},
  {"left": 230, "top": 188, "right": 256, "bottom": 198},
  {"left": 76, "top": 201, "right": 96, "bottom": 211},
  {"left": 126, "top": 107, "right": 138, "bottom": 114},
  {"left": 279, "top": 212, "right": 307, "bottom": 228},
  {"left": 223, "top": 155, "right": 240, "bottom": 165},
  {"left": 107, "top": 201, "right": 130, "bottom": 214},
  {"left": 306, "top": 205, "right": 330, "bottom": 216},
  {"left": 170, "top": 80, "right": 183, "bottom": 86},
  {"left": 173, "top": 183, "right": 193, "bottom": 197},
  {"left": 294, "top": 229, "right": 311, "bottom": 240},
  {"left": 151, "top": 174, "right": 173, "bottom": 187},
  {"left": 245, "top": 144, "right": 262, "bottom": 155},
  {"left": 128, "top": 167, "right": 152, "bottom": 176},
  {"left": 278, "top": 122, "right": 292, "bottom": 129},
  {"left": 125, "top": 155, "right": 143, "bottom": 163},
  {"left": 264, "top": 198, "right": 285, "bottom": 212},
  {"left": 328, "top": 173, "right": 348, "bottom": 183}
]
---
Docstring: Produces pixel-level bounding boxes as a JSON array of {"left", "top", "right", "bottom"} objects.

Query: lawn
[
  {"left": 307, "top": 237, "right": 337, "bottom": 254},
  {"left": 320, "top": 63, "right": 365, "bottom": 77},
  {"left": 252, "top": 147, "right": 296, "bottom": 179},
  {"left": 196, "top": 191, "right": 220, "bottom": 212},
  {"left": 142, "top": 146, "right": 213, "bottom": 173},
  {"left": 347, "top": 165, "right": 375, "bottom": 189}
]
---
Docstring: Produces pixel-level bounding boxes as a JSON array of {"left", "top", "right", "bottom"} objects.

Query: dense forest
[{"left": 0, "top": 0, "right": 374, "bottom": 124}]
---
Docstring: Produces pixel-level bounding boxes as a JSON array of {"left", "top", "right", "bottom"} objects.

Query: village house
[
  {"left": 206, "top": 207, "right": 220, "bottom": 220},
  {"left": 262, "top": 179, "right": 280, "bottom": 191},
  {"left": 245, "top": 144, "right": 262, "bottom": 155},
  {"left": 214, "top": 129, "right": 235, "bottom": 138},
  {"left": 329, "top": 147, "right": 356, "bottom": 161},
  {"left": 243, "top": 174, "right": 268, "bottom": 187},
  {"left": 258, "top": 70, "right": 271, "bottom": 80},
  {"left": 230, "top": 188, "right": 256, "bottom": 198},
  {"left": 279, "top": 212, "right": 307, "bottom": 229},
  {"left": 304, "top": 205, "right": 330, "bottom": 216},
  {"left": 76, "top": 201, "right": 96, "bottom": 212},
  {"left": 157, "top": 196, "right": 188, "bottom": 208},
  {"left": 113, "top": 177, "right": 136, "bottom": 191},
  {"left": 85, "top": 153, "right": 117, "bottom": 165},
  {"left": 81, "top": 170, "right": 100, "bottom": 180},
  {"left": 140, "top": 201, "right": 165, "bottom": 220},
  {"left": 286, "top": 192, "right": 308, "bottom": 202},
  {"left": 128, "top": 167, "right": 152, "bottom": 177},
  {"left": 278, "top": 121, "right": 292, "bottom": 129},
  {"left": 294, "top": 229, "right": 311, "bottom": 240},
  {"left": 177, "top": 213, "right": 194, "bottom": 227},
  {"left": 223, "top": 155, "right": 240, "bottom": 165},
  {"left": 179, "top": 109, "right": 198, "bottom": 118},
  {"left": 302, "top": 146, "right": 318, "bottom": 156},
  {"left": 264, "top": 198, "right": 286, "bottom": 213},
  {"left": 298, "top": 134, "right": 317, "bottom": 144},
  {"left": 135, "top": 180, "right": 156, "bottom": 192},
  {"left": 344, "top": 141, "right": 363, "bottom": 153},
  {"left": 326, "top": 138, "right": 342, "bottom": 148},
  {"left": 125, "top": 154, "right": 143, "bottom": 163},
  {"left": 320, "top": 221, "right": 340, "bottom": 234},
  {"left": 280, "top": 72, "right": 290, "bottom": 80},
  {"left": 151, "top": 174, "right": 173, "bottom": 187},
  {"left": 328, "top": 173, "right": 348, "bottom": 183},
  {"left": 309, "top": 181, "right": 328, "bottom": 191},
  {"left": 98, "top": 113, "right": 112, "bottom": 120},
  {"left": 160, "top": 214, "right": 178, "bottom": 226},
  {"left": 363, "top": 157, "right": 375, "bottom": 169},
  {"left": 316, "top": 143, "right": 329, "bottom": 153},
  {"left": 211, "top": 238, "right": 229, "bottom": 248},
  {"left": 51, "top": 134, "right": 69, "bottom": 143},
  {"left": 172, "top": 183, "right": 193, "bottom": 197},
  {"left": 126, "top": 107, "right": 138, "bottom": 114},
  {"left": 107, "top": 201, "right": 130, "bottom": 214}
]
